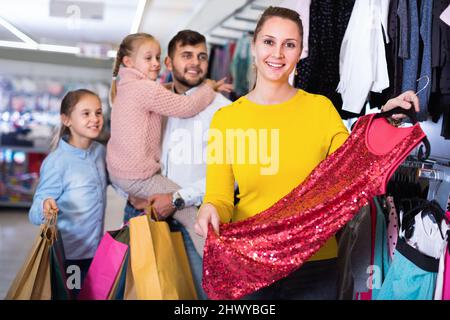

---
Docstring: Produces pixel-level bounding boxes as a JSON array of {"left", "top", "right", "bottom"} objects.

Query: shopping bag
[
  {"left": 107, "top": 250, "right": 138, "bottom": 300},
  {"left": 129, "top": 209, "right": 197, "bottom": 300},
  {"left": 50, "top": 230, "right": 72, "bottom": 300},
  {"left": 123, "top": 251, "right": 137, "bottom": 300},
  {"left": 107, "top": 227, "right": 137, "bottom": 300},
  {"left": 5, "top": 216, "right": 56, "bottom": 300},
  {"left": 78, "top": 227, "right": 129, "bottom": 300}
]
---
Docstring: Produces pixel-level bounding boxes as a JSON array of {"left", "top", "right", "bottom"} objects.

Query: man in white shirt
[{"left": 126, "top": 30, "right": 231, "bottom": 299}]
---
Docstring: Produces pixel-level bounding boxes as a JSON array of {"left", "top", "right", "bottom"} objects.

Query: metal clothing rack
[
  {"left": 418, "top": 163, "right": 450, "bottom": 211},
  {"left": 399, "top": 157, "right": 450, "bottom": 211}
]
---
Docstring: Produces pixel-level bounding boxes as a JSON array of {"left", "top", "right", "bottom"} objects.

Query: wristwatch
[{"left": 172, "top": 191, "right": 185, "bottom": 210}]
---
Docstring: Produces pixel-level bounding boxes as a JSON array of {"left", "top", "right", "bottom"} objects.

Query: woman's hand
[
  {"left": 194, "top": 203, "right": 220, "bottom": 238},
  {"left": 43, "top": 198, "right": 58, "bottom": 220},
  {"left": 382, "top": 90, "right": 420, "bottom": 120},
  {"left": 204, "top": 78, "right": 233, "bottom": 93}
]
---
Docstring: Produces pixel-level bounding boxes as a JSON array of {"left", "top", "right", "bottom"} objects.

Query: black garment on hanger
[
  {"left": 429, "top": 93, "right": 450, "bottom": 139},
  {"left": 431, "top": 0, "right": 450, "bottom": 95},
  {"left": 429, "top": 0, "right": 450, "bottom": 138},
  {"left": 206, "top": 44, "right": 218, "bottom": 79},
  {"left": 294, "top": 0, "right": 357, "bottom": 119}
]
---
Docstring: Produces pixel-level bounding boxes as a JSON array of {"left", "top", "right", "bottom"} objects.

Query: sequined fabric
[{"left": 202, "top": 114, "right": 426, "bottom": 300}]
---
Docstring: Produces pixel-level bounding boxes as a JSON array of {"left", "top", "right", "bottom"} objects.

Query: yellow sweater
[{"left": 203, "top": 89, "right": 349, "bottom": 261}]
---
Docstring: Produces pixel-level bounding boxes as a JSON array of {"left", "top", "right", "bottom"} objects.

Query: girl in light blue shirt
[{"left": 29, "top": 89, "right": 107, "bottom": 295}]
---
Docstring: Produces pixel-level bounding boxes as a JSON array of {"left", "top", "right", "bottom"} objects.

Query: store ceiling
[{"left": 0, "top": 0, "right": 279, "bottom": 61}]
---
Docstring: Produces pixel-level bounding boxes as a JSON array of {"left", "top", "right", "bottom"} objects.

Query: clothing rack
[
  {"left": 418, "top": 163, "right": 450, "bottom": 212},
  {"left": 394, "top": 158, "right": 450, "bottom": 211}
]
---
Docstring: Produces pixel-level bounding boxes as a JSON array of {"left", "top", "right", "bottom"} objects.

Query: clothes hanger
[
  {"left": 373, "top": 107, "right": 431, "bottom": 160},
  {"left": 374, "top": 75, "right": 431, "bottom": 160},
  {"left": 400, "top": 199, "right": 448, "bottom": 240},
  {"left": 424, "top": 163, "right": 450, "bottom": 212}
]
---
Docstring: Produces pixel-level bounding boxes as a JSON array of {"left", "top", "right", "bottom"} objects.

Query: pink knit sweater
[{"left": 106, "top": 67, "right": 215, "bottom": 180}]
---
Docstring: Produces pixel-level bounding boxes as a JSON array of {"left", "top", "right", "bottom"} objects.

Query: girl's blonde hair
[
  {"left": 109, "top": 33, "right": 156, "bottom": 105},
  {"left": 51, "top": 89, "right": 100, "bottom": 150}
]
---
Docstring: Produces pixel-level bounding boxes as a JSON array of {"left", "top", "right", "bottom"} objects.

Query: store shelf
[
  {"left": 0, "top": 200, "right": 32, "bottom": 208},
  {"left": 0, "top": 145, "right": 45, "bottom": 209},
  {"left": 0, "top": 145, "right": 49, "bottom": 154}
]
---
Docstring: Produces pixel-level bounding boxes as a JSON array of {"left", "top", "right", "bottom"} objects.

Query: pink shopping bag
[{"left": 78, "top": 229, "right": 129, "bottom": 300}]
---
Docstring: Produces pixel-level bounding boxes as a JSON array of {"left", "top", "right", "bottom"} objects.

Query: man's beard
[{"left": 172, "top": 68, "right": 206, "bottom": 89}]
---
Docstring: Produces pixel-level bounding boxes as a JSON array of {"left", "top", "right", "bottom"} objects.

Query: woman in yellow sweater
[{"left": 195, "top": 6, "right": 419, "bottom": 299}]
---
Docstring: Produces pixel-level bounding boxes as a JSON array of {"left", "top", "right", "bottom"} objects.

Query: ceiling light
[
  {"left": 0, "top": 40, "right": 36, "bottom": 50},
  {"left": 130, "top": 0, "right": 147, "bottom": 33},
  {"left": 38, "top": 44, "right": 81, "bottom": 54},
  {"left": 0, "top": 16, "right": 37, "bottom": 45}
]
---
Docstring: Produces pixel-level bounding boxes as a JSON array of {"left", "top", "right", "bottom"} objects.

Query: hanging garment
[
  {"left": 430, "top": 1, "right": 450, "bottom": 138},
  {"left": 375, "top": 241, "right": 439, "bottom": 300},
  {"left": 432, "top": 0, "right": 450, "bottom": 95},
  {"left": 429, "top": 94, "right": 450, "bottom": 140},
  {"left": 434, "top": 248, "right": 446, "bottom": 299},
  {"left": 295, "top": 0, "right": 355, "bottom": 119},
  {"left": 354, "top": 199, "right": 378, "bottom": 300},
  {"left": 417, "top": 0, "right": 434, "bottom": 120},
  {"left": 230, "top": 36, "right": 252, "bottom": 97},
  {"left": 202, "top": 114, "right": 427, "bottom": 300},
  {"left": 386, "top": 196, "right": 399, "bottom": 260},
  {"left": 368, "top": 0, "right": 409, "bottom": 110},
  {"left": 371, "top": 197, "right": 391, "bottom": 299},
  {"left": 336, "top": 205, "right": 372, "bottom": 300},
  {"left": 377, "top": 208, "right": 448, "bottom": 300},
  {"left": 337, "top": 0, "right": 391, "bottom": 114},
  {"left": 440, "top": 4, "right": 450, "bottom": 25},
  {"left": 404, "top": 212, "right": 449, "bottom": 259},
  {"left": 401, "top": 0, "right": 434, "bottom": 121}
]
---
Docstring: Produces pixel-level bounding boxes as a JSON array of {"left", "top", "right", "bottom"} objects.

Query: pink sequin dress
[{"left": 202, "top": 113, "right": 427, "bottom": 300}]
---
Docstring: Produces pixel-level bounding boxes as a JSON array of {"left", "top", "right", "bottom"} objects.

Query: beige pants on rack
[{"left": 110, "top": 174, "right": 205, "bottom": 257}]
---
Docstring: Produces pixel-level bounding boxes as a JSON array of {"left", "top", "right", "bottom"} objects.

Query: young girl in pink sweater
[{"left": 106, "top": 33, "right": 224, "bottom": 255}]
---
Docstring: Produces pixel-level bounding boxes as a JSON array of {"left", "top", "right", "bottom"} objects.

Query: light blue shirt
[{"left": 29, "top": 137, "right": 107, "bottom": 260}]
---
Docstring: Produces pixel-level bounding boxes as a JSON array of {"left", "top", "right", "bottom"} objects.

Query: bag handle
[
  {"left": 42, "top": 208, "right": 58, "bottom": 243},
  {"left": 122, "top": 205, "right": 159, "bottom": 228},
  {"left": 145, "top": 205, "right": 159, "bottom": 221}
]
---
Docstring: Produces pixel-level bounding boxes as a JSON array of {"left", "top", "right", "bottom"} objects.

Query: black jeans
[{"left": 242, "top": 258, "right": 338, "bottom": 300}]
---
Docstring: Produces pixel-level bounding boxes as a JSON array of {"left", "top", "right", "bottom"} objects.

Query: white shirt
[
  {"left": 440, "top": 4, "right": 450, "bottom": 26},
  {"left": 400, "top": 210, "right": 449, "bottom": 259},
  {"left": 160, "top": 87, "right": 231, "bottom": 207},
  {"left": 337, "top": 0, "right": 390, "bottom": 114}
]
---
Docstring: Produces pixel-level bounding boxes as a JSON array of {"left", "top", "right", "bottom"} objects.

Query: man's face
[{"left": 166, "top": 42, "right": 208, "bottom": 88}]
